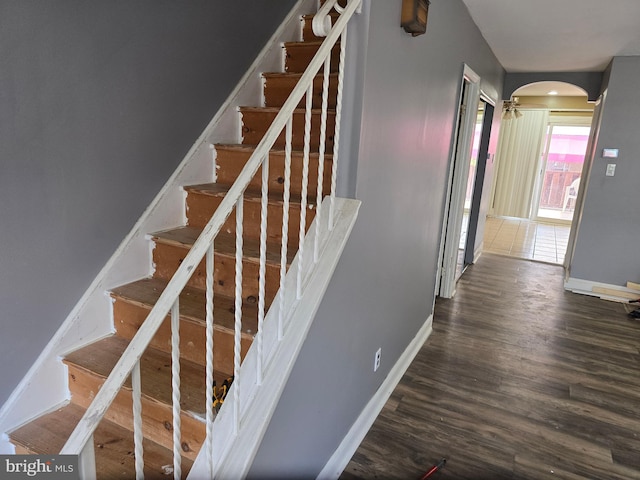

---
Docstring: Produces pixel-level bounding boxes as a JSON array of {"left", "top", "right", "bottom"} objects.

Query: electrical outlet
[{"left": 374, "top": 348, "right": 382, "bottom": 372}]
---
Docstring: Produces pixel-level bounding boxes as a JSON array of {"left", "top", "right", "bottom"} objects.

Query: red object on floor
[{"left": 420, "top": 458, "right": 446, "bottom": 479}]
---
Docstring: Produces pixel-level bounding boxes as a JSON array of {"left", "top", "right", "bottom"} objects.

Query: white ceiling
[
  {"left": 461, "top": 0, "right": 640, "bottom": 73},
  {"left": 514, "top": 81, "right": 588, "bottom": 97}
]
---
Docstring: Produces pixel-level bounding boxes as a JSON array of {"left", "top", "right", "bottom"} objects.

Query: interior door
[
  {"left": 462, "top": 101, "right": 494, "bottom": 268},
  {"left": 438, "top": 65, "right": 480, "bottom": 298},
  {"left": 455, "top": 101, "right": 483, "bottom": 278}
]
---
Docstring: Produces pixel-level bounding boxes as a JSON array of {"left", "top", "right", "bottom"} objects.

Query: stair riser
[
  {"left": 264, "top": 74, "right": 338, "bottom": 109},
  {"left": 113, "top": 299, "right": 250, "bottom": 375},
  {"left": 66, "top": 364, "right": 204, "bottom": 461},
  {"left": 215, "top": 148, "right": 332, "bottom": 196},
  {"left": 152, "top": 243, "right": 281, "bottom": 306},
  {"left": 285, "top": 42, "right": 340, "bottom": 73},
  {"left": 240, "top": 109, "right": 335, "bottom": 151},
  {"left": 185, "top": 191, "right": 314, "bottom": 246}
]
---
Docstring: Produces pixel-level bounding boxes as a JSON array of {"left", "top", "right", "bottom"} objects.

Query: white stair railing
[{"left": 60, "top": 0, "right": 361, "bottom": 477}]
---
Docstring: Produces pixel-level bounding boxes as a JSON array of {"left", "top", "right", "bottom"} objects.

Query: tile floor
[{"left": 483, "top": 215, "right": 571, "bottom": 264}]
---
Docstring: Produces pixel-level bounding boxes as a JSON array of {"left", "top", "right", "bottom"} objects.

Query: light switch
[{"left": 606, "top": 163, "right": 616, "bottom": 176}]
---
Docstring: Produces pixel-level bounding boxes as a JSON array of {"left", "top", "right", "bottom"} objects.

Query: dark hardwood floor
[{"left": 341, "top": 254, "right": 640, "bottom": 480}]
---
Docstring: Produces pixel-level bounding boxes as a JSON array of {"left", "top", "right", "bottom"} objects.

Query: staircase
[{"left": 7, "top": 3, "right": 352, "bottom": 478}]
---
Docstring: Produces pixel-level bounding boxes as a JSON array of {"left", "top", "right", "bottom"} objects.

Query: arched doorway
[{"left": 485, "top": 81, "right": 595, "bottom": 265}]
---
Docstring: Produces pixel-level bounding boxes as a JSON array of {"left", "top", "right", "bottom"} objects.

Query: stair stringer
[
  {"left": 187, "top": 197, "right": 361, "bottom": 479},
  {"left": 0, "top": 0, "right": 316, "bottom": 440}
]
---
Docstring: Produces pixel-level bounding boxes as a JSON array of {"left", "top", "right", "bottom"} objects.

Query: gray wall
[
  {"left": 503, "top": 72, "right": 603, "bottom": 101},
  {"left": 0, "top": 0, "right": 296, "bottom": 406},
  {"left": 249, "top": 0, "right": 504, "bottom": 477},
  {"left": 570, "top": 56, "right": 640, "bottom": 286}
]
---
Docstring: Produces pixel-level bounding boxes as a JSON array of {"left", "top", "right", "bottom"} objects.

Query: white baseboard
[
  {"left": 0, "top": 434, "right": 15, "bottom": 454},
  {"left": 564, "top": 277, "right": 639, "bottom": 302},
  {"left": 317, "top": 315, "right": 434, "bottom": 480}
]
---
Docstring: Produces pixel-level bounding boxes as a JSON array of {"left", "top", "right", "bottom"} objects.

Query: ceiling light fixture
[
  {"left": 502, "top": 97, "right": 522, "bottom": 120},
  {"left": 548, "top": 90, "right": 558, "bottom": 95}
]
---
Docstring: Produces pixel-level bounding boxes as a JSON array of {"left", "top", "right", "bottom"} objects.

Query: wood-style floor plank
[{"left": 342, "top": 254, "right": 640, "bottom": 480}]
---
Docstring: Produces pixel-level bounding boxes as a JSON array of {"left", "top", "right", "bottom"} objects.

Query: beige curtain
[{"left": 492, "top": 109, "right": 549, "bottom": 218}]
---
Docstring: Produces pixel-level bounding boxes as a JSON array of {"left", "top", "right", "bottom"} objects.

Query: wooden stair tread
[
  {"left": 283, "top": 40, "right": 340, "bottom": 48},
  {"left": 151, "top": 227, "right": 295, "bottom": 266},
  {"left": 214, "top": 143, "right": 333, "bottom": 159},
  {"left": 262, "top": 71, "right": 338, "bottom": 79},
  {"left": 301, "top": 12, "right": 340, "bottom": 19},
  {"left": 110, "top": 277, "right": 259, "bottom": 336},
  {"left": 239, "top": 106, "right": 336, "bottom": 114},
  {"left": 150, "top": 225, "right": 204, "bottom": 248},
  {"left": 64, "top": 336, "right": 211, "bottom": 416},
  {"left": 9, "top": 403, "right": 193, "bottom": 479},
  {"left": 183, "top": 182, "right": 312, "bottom": 206}
]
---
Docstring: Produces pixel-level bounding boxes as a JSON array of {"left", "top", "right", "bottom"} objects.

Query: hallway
[{"left": 341, "top": 254, "right": 640, "bottom": 479}]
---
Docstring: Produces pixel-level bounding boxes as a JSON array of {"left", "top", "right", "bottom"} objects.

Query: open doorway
[
  {"left": 438, "top": 65, "right": 495, "bottom": 298},
  {"left": 485, "top": 82, "right": 594, "bottom": 265}
]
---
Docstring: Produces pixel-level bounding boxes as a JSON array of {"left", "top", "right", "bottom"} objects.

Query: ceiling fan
[
  {"left": 502, "top": 96, "right": 523, "bottom": 119},
  {"left": 502, "top": 96, "right": 547, "bottom": 120}
]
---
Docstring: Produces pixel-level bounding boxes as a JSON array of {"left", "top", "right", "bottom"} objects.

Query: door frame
[
  {"left": 436, "top": 64, "right": 481, "bottom": 299},
  {"left": 564, "top": 91, "right": 606, "bottom": 273}
]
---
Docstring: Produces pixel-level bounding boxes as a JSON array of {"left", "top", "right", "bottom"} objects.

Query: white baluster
[
  {"left": 205, "top": 243, "right": 215, "bottom": 478},
  {"left": 257, "top": 156, "right": 269, "bottom": 385},
  {"left": 297, "top": 83, "right": 314, "bottom": 300},
  {"left": 171, "top": 300, "right": 181, "bottom": 480},
  {"left": 233, "top": 196, "right": 244, "bottom": 435},
  {"left": 330, "top": 25, "right": 348, "bottom": 231},
  {"left": 209, "top": 143, "right": 217, "bottom": 183},
  {"left": 132, "top": 361, "right": 144, "bottom": 480},
  {"left": 315, "top": 55, "right": 332, "bottom": 262},
  {"left": 279, "top": 118, "right": 293, "bottom": 340},
  {"left": 77, "top": 435, "right": 96, "bottom": 480}
]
